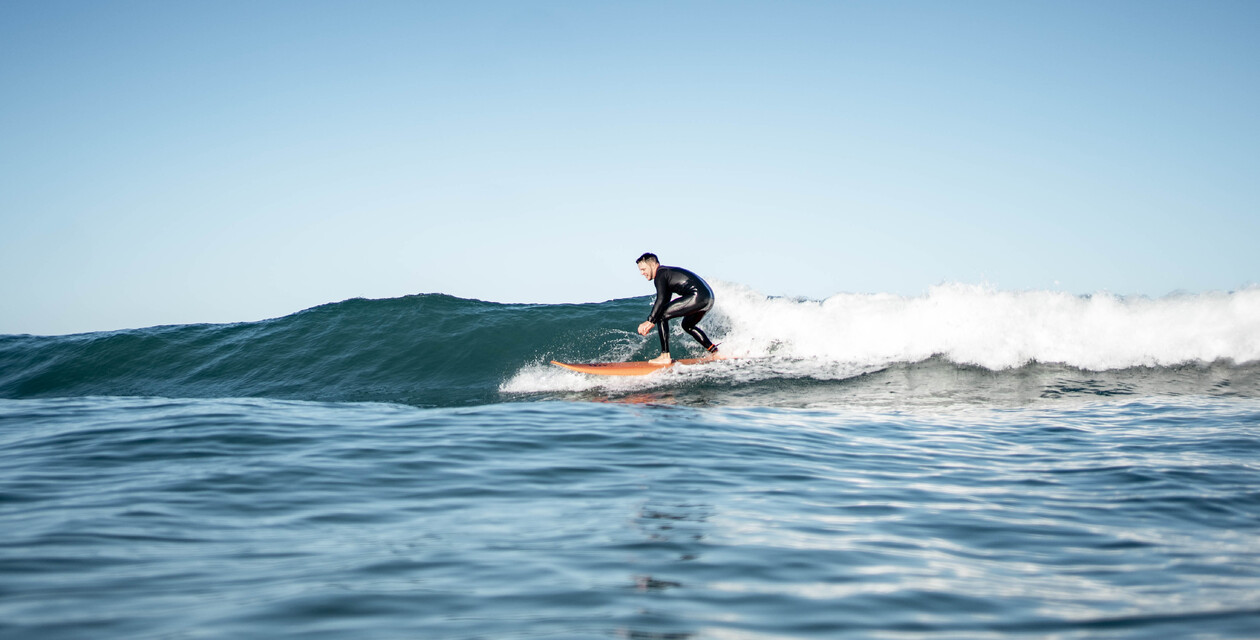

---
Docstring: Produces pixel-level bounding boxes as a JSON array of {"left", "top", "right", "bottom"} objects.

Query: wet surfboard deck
[{"left": 550, "top": 357, "right": 719, "bottom": 376}]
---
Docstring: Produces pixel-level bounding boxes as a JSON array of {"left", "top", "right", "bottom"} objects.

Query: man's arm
[{"left": 647, "top": 269, "right": 671, "bottom": 323}]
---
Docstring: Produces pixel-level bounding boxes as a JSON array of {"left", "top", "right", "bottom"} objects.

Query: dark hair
[{"left": 636, "top": 252, "right": 659, "bottom": 265}]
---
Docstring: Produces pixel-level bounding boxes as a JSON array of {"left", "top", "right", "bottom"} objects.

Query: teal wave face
[{"left": 0, "top": 294, "right": 664, "bottom": 407}]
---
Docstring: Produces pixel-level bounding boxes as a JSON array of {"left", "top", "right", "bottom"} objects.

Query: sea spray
[{"left": 709, "top": 282, "right": 1260, "bottom": 369}]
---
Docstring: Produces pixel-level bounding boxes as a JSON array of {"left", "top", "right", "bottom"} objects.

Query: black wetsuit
[{"left": 648, "top": 266, "right": 717, "bottom": 355}]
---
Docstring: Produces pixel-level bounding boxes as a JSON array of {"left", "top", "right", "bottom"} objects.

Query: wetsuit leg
[
  {"left": 656, "top": 295, "right": 717, "bottom": 354},
  {"left": 681, "top": 312, "right": 716, "bottom": 352}
]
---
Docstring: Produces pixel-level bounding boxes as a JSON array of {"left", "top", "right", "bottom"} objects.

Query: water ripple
[{"left": 2, "top": 396, "right": 1259, "bottom": 638}]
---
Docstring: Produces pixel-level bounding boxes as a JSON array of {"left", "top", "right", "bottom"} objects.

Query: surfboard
[{"left": 551, "top": 357, "right": 716, "bottom": 376}]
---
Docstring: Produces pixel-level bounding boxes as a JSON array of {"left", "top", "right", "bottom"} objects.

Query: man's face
[{"left": 638, "top": 261, "right": 656, "bottom": 280}]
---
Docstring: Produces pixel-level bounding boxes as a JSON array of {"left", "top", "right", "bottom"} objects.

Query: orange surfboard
[{"left": 551, "top": 357, "right": 715, "bottom": 376}]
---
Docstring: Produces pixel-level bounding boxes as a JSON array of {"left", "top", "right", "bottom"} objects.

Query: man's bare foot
[{"left": 648, "top": 353, "right": 672, "bottom": 365}]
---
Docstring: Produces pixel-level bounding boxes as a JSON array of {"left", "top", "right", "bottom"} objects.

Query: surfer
[{"left": 635, "top": 253, "right": 719, "bottom": 364}]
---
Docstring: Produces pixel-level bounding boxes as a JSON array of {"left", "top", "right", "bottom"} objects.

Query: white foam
[
  {"left": 708, "top": 282, "right": 1260, "bottom": 371},
  {"left": 501, "top": 283, "right": 1260, "bottom": 395}
]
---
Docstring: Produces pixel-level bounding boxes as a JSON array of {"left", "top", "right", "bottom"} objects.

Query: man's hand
[{"left": 637, "top": 321, "right": 654, "bottom": 336}]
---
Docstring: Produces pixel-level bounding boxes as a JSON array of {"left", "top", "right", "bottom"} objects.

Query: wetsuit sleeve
[{"left": 648, "top": 272, "right": 670, "bottom": 323}]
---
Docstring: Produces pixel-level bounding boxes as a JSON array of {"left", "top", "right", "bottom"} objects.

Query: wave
[
  {"left": 2, "top": 284, "right": 1258, "bottom": 407},
  {"left": 0, "top": 294, "right": 653, "bottom": 407}
]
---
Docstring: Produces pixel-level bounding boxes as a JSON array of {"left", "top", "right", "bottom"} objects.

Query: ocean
[{"left": 2, "top": 283, "right": 1259, "bottom": 639}]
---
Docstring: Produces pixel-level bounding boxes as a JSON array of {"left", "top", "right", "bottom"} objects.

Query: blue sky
[{"left": 2, "top": 1, "right": 1257, "bottom": 335}]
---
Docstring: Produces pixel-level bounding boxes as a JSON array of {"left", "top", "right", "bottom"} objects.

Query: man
[{"left": 635, "top": 253, "right": 719, "bottom": 364}]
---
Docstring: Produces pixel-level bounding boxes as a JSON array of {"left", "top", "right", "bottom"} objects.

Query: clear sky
[{"left": 2, "top": 0, "right": 1257, "bottom": 335}]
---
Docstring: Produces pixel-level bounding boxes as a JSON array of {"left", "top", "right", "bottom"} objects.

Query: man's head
[{"left": 636, "top": 253, "right": 659, "bottom": 280}]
